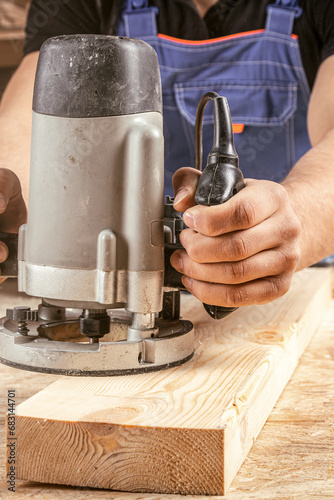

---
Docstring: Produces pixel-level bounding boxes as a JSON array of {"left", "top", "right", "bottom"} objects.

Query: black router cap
[{"left": 33, "top": 35, "right": 162, "bottom": 118}]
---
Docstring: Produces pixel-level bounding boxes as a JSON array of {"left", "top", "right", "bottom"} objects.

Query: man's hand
[
  {"left": 0, "top": 168, "right": 27, "bottom": 283},
  {"left": 170, "top": 167, "right": 301, "bottom": 307}
]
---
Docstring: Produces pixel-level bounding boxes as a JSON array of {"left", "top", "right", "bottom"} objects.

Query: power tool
[{"left": 0, "top": 35, "right": 244, "bottom": 376}]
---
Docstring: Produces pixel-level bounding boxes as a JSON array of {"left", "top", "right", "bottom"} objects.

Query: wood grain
[{"left": 3, "top": 268, "right": 333, "bottom": 495}]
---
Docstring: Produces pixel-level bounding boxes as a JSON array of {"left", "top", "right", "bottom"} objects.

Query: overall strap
[
  {"left": 121, "top": 0, "right": 158, "bottom": 37},
  {"left": 266, "top": 0, "right": 302, "bottom": 36}
]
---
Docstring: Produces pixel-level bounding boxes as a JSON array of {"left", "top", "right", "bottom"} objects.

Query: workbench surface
[{"left": 0, "top": 279, "right": 333, "bottom": 499}]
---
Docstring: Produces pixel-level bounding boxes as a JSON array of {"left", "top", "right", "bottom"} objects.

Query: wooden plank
[
  {"left": 6, "top": 268, "right": 332, "bottom": 495},
  {"left": 1, "top": 307, "right": 334, "bottom": 499},
  {"left": 1, "top": 275, "right": 334, "bottom": 498}
]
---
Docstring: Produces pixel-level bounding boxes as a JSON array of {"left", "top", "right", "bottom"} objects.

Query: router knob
[{"left": 6, "top": 306, "right": 39, "bottom": 336}]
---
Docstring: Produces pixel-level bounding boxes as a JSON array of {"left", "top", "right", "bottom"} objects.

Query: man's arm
[
  {"left": 0, "top": 51, "right": 39, "bottom": 203},
  {"left": 171, "top": 54, "right": 334, "bottom": 307},
  {"left": 0, "top": 52, "right": 39, "bottom": 277},
  {"left": 283, "top": 54, "right": 334, "bottom": 269}
]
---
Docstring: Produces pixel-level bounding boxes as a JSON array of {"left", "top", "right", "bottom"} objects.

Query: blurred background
[{"left": 0, "top": 0, "right": 30, "bottom": 98}]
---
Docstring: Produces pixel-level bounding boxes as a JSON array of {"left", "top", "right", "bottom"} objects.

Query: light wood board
[{"left": 6, "top": 268, "right": 332, "bottom": 495}]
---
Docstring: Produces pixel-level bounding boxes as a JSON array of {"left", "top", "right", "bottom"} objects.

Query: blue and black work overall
[{"left": 116, "top": 0, "right": 310, "bottom": 198}]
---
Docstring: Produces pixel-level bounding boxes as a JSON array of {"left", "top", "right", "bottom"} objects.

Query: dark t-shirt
[{"left": 24, "top": 0, "right": 334, "bottom": 90}]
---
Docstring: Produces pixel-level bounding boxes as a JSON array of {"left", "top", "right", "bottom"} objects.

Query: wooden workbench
[{"left": 0, "top": 278, "right": 333, "bottom": 499}]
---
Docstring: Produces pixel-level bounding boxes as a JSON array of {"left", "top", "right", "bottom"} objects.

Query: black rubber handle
[
  {"left": 0, "top": 232, "right": 18, "bottom": 278},
  {"left": 164, "top": 243, "right": 185, "bottom": 289},
  {"left": 194, "top": 93, "right": 245, "bottom": 320}
]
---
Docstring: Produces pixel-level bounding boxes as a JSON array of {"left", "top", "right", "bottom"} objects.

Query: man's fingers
[
  {"left": 182, "top": 179, "right": 288, "bottom": 236},
  {"left": 181, "top": 273, "right": 293, "bottom": 307},
  {"left": 171, "top": 246, "right": 299, "bottom": 285},
  {"left": 0, "top": 168, "right": 23, "bottom": 212},
  {"left": 0, "top": 193, "right": 7, "bottom": 214},
  {"left": 0, "top": 242, "right": 9, "bottom": 284},
  {"left": 0, "top": 169, "right": 14, "bottom": 214},
  {"left": 0, "top": 168, "right": 27, "bottom": 232},
  {"left": 179, "top": 215, "right": 300, "bottom": 263},
  {"left": 171, "top": 178, "right": 301, "bottom": 307},
  {"left": 172, "top": 167, "right": 202, "bottom": 212},
  {"left": 0, "top": 242, "right": 8, "bottom": 263}
]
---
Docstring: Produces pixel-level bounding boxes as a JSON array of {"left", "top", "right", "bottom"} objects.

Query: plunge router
[{"left": 0, "top": 35, "right": 244, "bottom": 376}]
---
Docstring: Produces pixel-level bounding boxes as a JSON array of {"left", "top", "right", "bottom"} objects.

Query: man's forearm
[
  {"left": 0, "top": 52, "right": 39, "bottom": 204},
  {"left": 283, "top": 129, "right": 334, "bottom": 269}
]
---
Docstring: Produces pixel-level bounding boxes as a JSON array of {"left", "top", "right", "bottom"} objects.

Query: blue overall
[
  {"left": 116, "top": 0, "right": 334, "bottom": 265},
  {"left": 117, "top": 0, "right": 311, "bottom": 198}
]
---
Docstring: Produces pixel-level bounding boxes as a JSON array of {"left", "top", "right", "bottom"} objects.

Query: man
[{"left": 1, "top": 0, "right": 334, "bottom": 309}]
